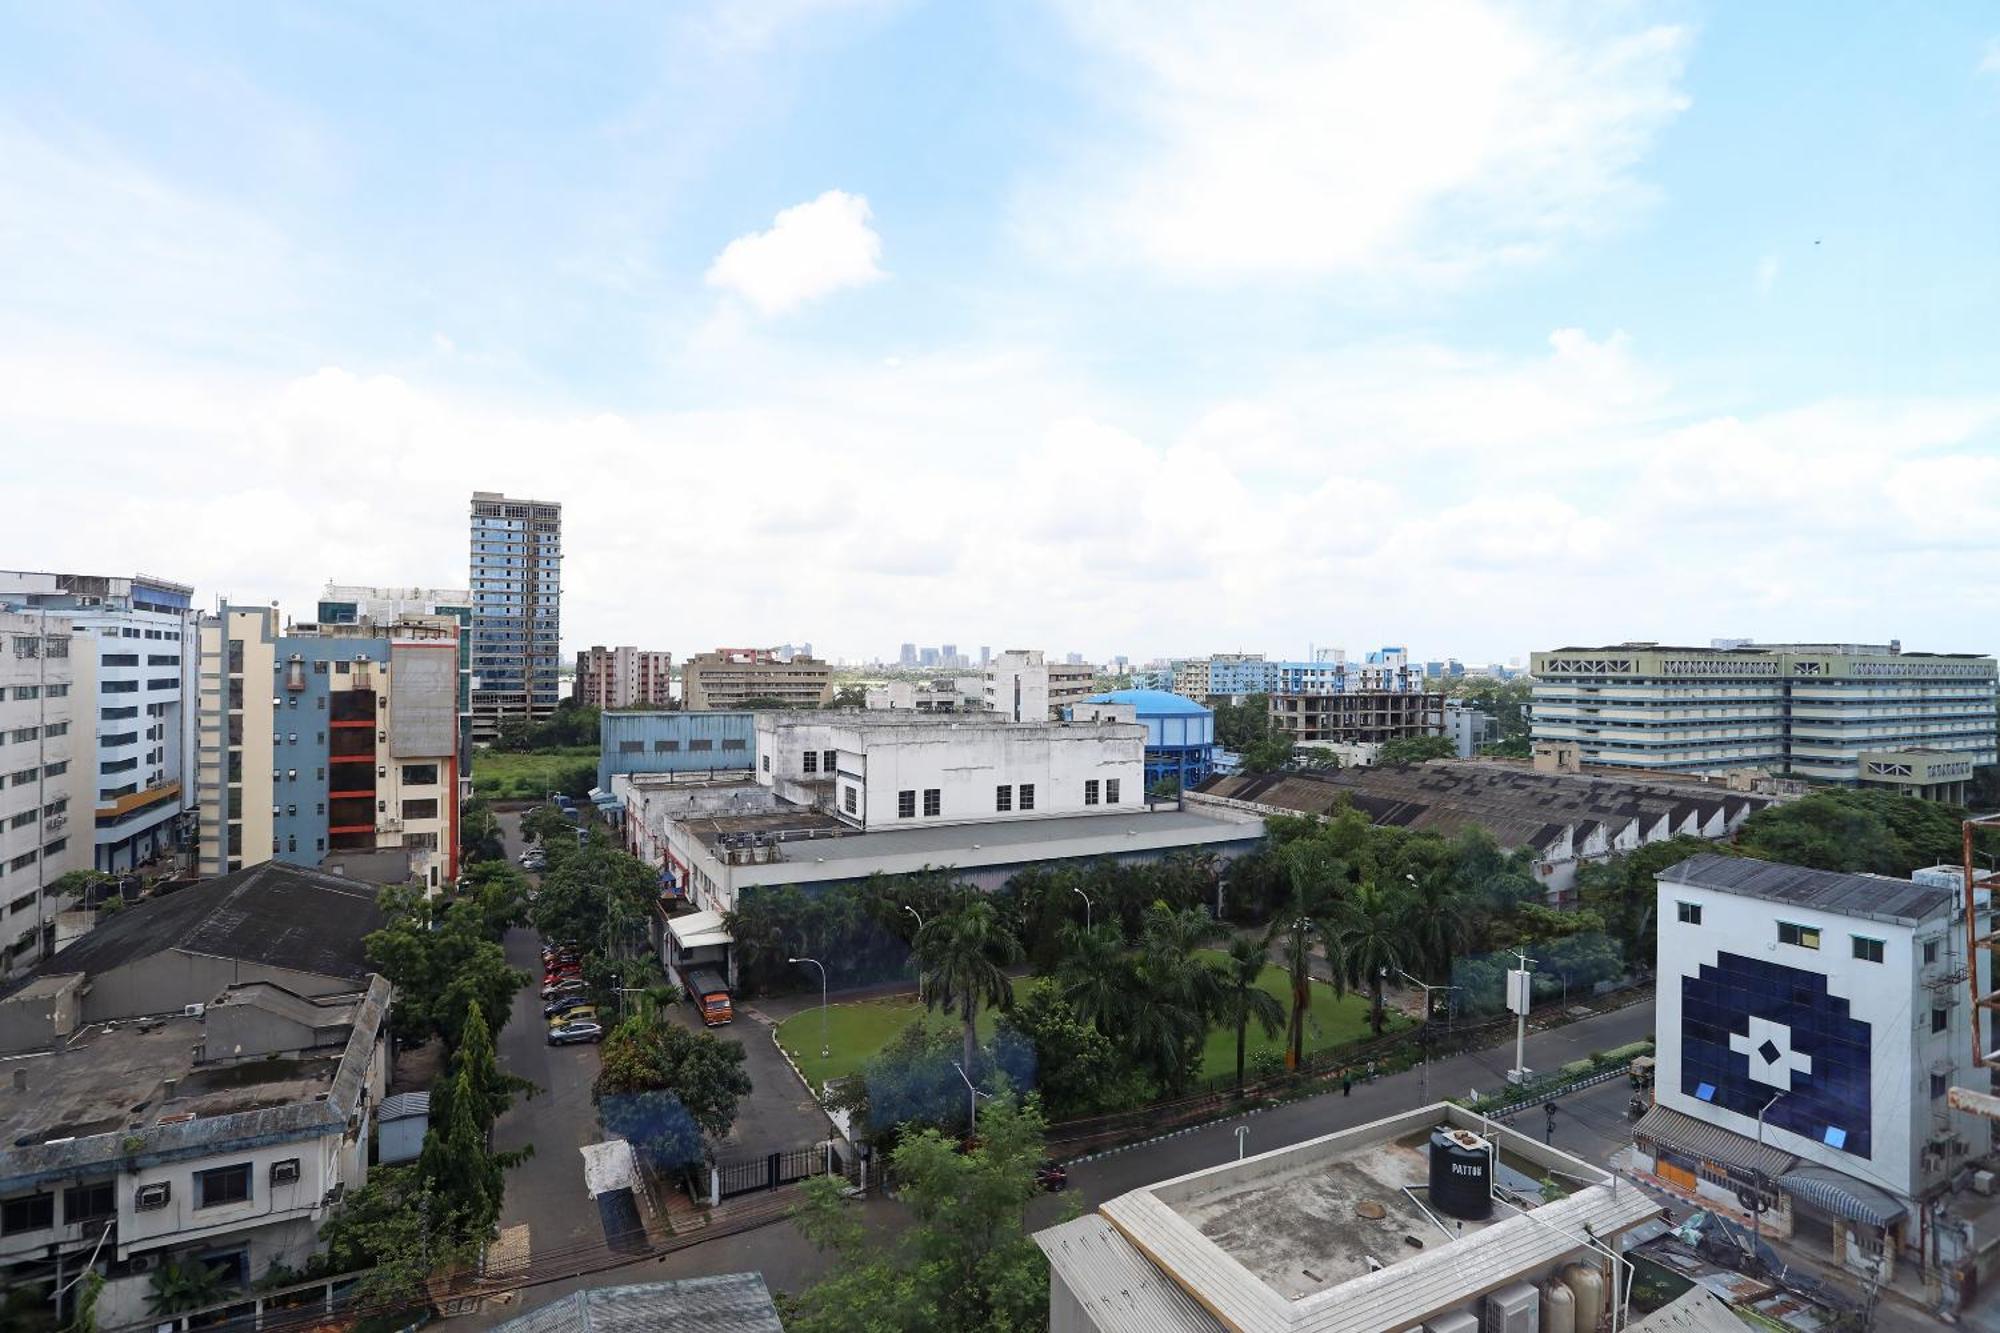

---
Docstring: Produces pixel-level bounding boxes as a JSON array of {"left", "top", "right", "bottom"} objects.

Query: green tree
[
  {"left": 146, "top": 1259, "right": 231, "bottom": 1316},
  {"left": 311, "top": 1165, "right": 479, "bottom": 1307},
  {"left": 1269, "top": 840, "right": 1351, "bottom": 1069},
  {"left": 1331, "top": 881, "right": 1408, "bottom": 1037},
  {"left": 1052, "top": 921, "right": 1132, "bottom": 1032},
  {"left": 1238, "top": 734, "right": 1295, "bottom": 774},
  {"left": 1212, "top": 694, "right": 1272, "bottom": 751},
  {"left": 417, "top": 1059, "right": 503, "bottom": 1235},
  {"left": 592, "top": 1015, "right": 752, "bottom": 1168},
  {"left": 1736, "top": 788, "right": 1989, "bottom": 876},
  {"left": 1375, "top": 734, "right": 1456, "bottom": 765},
  {"left": 1217, "top": 934, "right": 1285, "bottom": 1088},
  {"left": 914, "top": 895, "right": 1023, "bottom": 1077},
  {"left": 364, "top": 886, "right": 528, "bottom": 1045},
  {"left": 459, "top": 796, "right": 506, "bottom": 864},
  {"left": 1122, "top": 906, "right": 1226, "bottom": 1094},
  {"left": 992, "top": 983, "right": 1137, "bottom": 1119},
  {"left": 830, "top": 684, "right": 867, "bottom": 708},
  {"left": 788, "top": 1094, "right": 1055, "bottom": 1333}
]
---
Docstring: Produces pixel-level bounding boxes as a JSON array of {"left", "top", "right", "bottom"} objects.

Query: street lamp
[
  {"left": 950, "top": 1059, "right": 991, "bottom": 1132},
  {"left": 790, "top": 956, "right": 829, "bottom": 1059},
  {"left": 1752, "top": 1090, "right": 1785, "bottom": 1258},
  {"left": 903, "top": 907, "right": 925, "bottom": 1003},
  {"left": 1072, "top": 886, "right": 1093, "bottom": 931},
  {"left": 1397, "top": 969, "right": 1460, "bottom": 1103}
]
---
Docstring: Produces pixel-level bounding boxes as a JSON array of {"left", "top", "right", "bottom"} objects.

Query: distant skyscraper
[
  {"left": 899, "top": 643, "right": 918, "bottom": 667},
  {"left": 469, "top": 491, "right": 562, "bottom": 742},
  {"left": 920, "top": 647, "right": 940, "bottom": 668},
  {"left": 979, "top": 645, "right": 991, "bottom": 667},
  {"left": 1065, "top": 651, "right": 1085, "bottom": 666}
]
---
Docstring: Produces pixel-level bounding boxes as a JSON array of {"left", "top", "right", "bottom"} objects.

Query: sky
[{"left": 4, "top": 2, "right": 1999, "bottom": 666}]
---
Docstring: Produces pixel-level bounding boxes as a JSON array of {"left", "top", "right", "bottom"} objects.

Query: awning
[
  {"left": 1776, "top": 1164, "right": 1906, "bottom": 1228},
  {"left": 580, "top": 1139, "right": 638, "bottom": 1197},
  {"left": 1633, "top": 1103, "right": 1797, "bottom": 1178},
  {"left": 666, "top": 908, "right": 732, "bottom": 951}
]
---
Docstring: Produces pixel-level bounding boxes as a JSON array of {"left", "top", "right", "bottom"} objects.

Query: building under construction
[{"left": 1268, "top": 688, "right": 1443, "bottom": 745}]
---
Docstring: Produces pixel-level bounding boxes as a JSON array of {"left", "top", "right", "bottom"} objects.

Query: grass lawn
[
  {"left": 1191, "top": 948, "right": 1396, "bottom": 1081},
  {"left": 471, "top": 747, "right": 598, "bottom": 800},
  {"left": 772, "top": 951, "right": 1401, "bottom": 1095},
  {"left": 776, "top": 996, "right": 997, "bottom": 1090}
]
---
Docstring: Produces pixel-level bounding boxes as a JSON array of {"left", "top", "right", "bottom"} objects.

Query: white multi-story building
[
  {"left": 0, "top": 610, "right": 96, "bottom": 976},
  {"left": 0, "top": 572, "right": 198, "bottom": 876},
  {"left": 984, "top": 649, "right": 1097, "bottom": 721},
  {"left": 1531, "top": 641, "right": 1998, "bottom": 785},
  {"left": 1637, "top": 853, "right": 1996, "bottom": 1293}
]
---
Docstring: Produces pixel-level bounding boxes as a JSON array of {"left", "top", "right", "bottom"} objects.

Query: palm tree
[
  {"left": 914, "top": 894, "right": 1023, "bottom": 1075},
  {"left": 1053, "top": 921, "right": 1132, "bottom": 1034},
  {"left": 1270, "top": 840, "right": 1350, "bottom": 1069},
  {"left": 1218, "top": 935, "right": 1285, "bottom": 1088},
  {"left": 1125, "top": 906, "right": 1228, "bottom": 1093},
  {"left": 1400, "top": 868, "right": 1470, "bottom": 981},
  {"left": 1334, "top": 881, "right": 1409, "bottom": 1038}
]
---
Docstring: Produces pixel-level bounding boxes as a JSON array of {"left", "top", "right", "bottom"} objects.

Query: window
[
  {"left": 898, "top": 789, "right": 916, "bottom": 819},
  {"left": 1852, "top": 936, "right": 1884, "bottom": 964},
  {"left": 44, "top": 722, "right": 67, "bottom": 738},
  {"left": 45, "top": 684, "right": 67, "bottom": 698},
  {"left": 402, "top": 763, "right": 439, "bottom": 784},
  {"left": 1, "top": 1192, "right": 54, "bottom": 1235},
  {"left": 101, "top": 678, "right": 138, "bottom": 694},
  {"left": 689, "top": 739, "right": 713, "bottom": 752},
  {"left": 823, "top": 749, "right": 836, "bottom": 772},
  {"left": 1084, "top": 779, "right": 1100, "bottom": 806},
  {"left": 802, "top": 750, "right": 818, "bottom": 774},
  {"left": 1933, "top": 1073, "right": 1950, "bottom": 1100},
  {"left": 226, "top": 639, "right": 243, "bottom": 674},
  {"left": 41, "top": 838, "right": 63, "bottom": 857},
  {"left": 721, "top": 738, "right": 747, "bottom": 751},
  {"left": 654, "top": 739, "right": 680, "bottom": 752},
  {"left": 1925, "top": 939, "right": 1941, "bottom": 965},
  {"left": 8, "top": 852, "right": 37, "bottom": 872},
  {"left": 11, "top": 636, "right": 37, "bottom": 658},
  {"left": 1934, "top": 1007, "right": 1950, "bottom": 1034},
  {"left": 9, "top": 769, "right": 34, "bottom": 786},
  {"left": 995, "top": 784, "right": 1012, "bottom": 813},
  {"left": 9, "top": 812, "right": 34, "bottom": 830},
  {"left": 63, "top": 1181, "right": 114, "bottom": 1224},
  {"left": 9, "top": 727, "right": 38, "bottom": 744},
  {"left": 403, "top": 799, "right": 439, "bottom": 820},
  {"left": 195, "top": 1163, "right": 252, "bottom": 1209},
  {"left": 1106, "top": 778, "right": 1120, "bottom": 804},
  {"left": 618, "top": 740, "right": 644, "bottom": 754},
  {"left": 10, "top": 686, "right": 35, "bottom": 701},
  {"left": 843, "top": 786, "right": 857, "bottom": 815},
  {"left": 1019, "top": 783, "right": 1035, "bottom": 811},
  {"left": 1777, "top": 921, "right": 1820, "bottom": 950},
  {"left": 102, "top": 653, "right": 138, "bottom": 667},
  {"left": 923, "top": 788, "right": 941, "bottom": 817},
  {"left": 46, "top": 761, "right": 67, "bottom": 778}
]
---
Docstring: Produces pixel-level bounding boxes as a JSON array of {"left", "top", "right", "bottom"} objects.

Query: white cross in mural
[{"left": 1730, "top": 1015, "right": 1813, "bottom": 1090}]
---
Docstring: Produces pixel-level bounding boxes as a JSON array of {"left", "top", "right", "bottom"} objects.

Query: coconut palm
[
  {"left": 1270, "top": 840, "right": 1351, "bottom": 1069},
  {"left": 1217, "top": 934, "right": 1285, "bottom": 1088},
  {"left": 914, "top": 894, "right": 1023, "bottom": 1075},
  {"left": 1053, "top": 921, "right": 1132, "bottom": 1034},
  {"left": 1333, "top": 881, "right": 1410, "bottom": 1038},
  {"left": 1400, "top": 868, "right": 1471, "bottom": 981}
]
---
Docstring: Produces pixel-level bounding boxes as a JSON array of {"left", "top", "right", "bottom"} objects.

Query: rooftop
[
  {"left": 489, "top": 1274, "right": 782, "bottom": 1333},
  {"left": 1659, "top": 852, "right": 1956, "bottom": 926},
  {"left": 1084, "top": 689, "right": 1213, "bottom": 717},
  {"left": 745, "top": 806, "right": 1258, "bottom": 867},
  {"left": 1041, "top": 1104, "right": 1661, "bottom": 1333}
]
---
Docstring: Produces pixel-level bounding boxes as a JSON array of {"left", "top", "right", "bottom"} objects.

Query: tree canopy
[
  {"left": 594, "top": 1015, "right": 752, "bottom": 1170},
  {"left": 1375, "top": 734, "right": 1456, "bottom": 765},
  {"left": 1734, "top": 788, "right": 1991, "bottom": 876}
]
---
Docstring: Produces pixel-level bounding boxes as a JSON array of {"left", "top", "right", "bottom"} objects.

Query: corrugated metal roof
[
  {"left": 1629, "top": 1286, "right": 1758, "bottom": 1333},
  {"left": 1034, "top": 1214, "right": 1226, "bottom": 1333},
  {"left": 489, "top": 1274, "right": 782, "bottom": 1333},
  {"left": 1658, "top": 853, "right": 1954, "bottom": 926},
  {"left": 377, "top": 1091, "right": 431, "bottom": 1122},
  {"left": 1633, "top": 1103, "right": 1796, "bottom": 1178},
  {"left": 1777, "top": 1163, "right": 1906, "bottom": 1227}
]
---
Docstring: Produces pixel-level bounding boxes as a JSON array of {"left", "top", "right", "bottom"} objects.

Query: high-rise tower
[{"left": 469, "top": 491, "right": 562, "bottom": 742}]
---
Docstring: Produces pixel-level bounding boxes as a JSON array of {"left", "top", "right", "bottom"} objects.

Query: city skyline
[{"left": 4, "top": 5, "right": 1999, "bottom": 661}]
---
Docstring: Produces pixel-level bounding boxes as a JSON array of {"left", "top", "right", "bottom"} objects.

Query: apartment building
[
  {"left": 469, "top": 490, "right": 562, "bottom": 742},
  {"left": 682, "top": 648, "right": 832, "bottom": 711},
  {"left": 0, "top": 572, "right": 198, "bottom": 876},
  {"left": 196, "top": 605, "right": 462, "bottom": 891},
  {"left": 984, "top": 649, "right": 1096, "bottom": 721},
  {"left": 1637, "top": 854, "right": 1996, "bottom": 1295},
  {"left": 0, "top": 611, "right": 95, "bottom": 976},
  {"left": 319, "top": 584, "right": 473, "bottom": 798},
  {"left": 1268, "top": 689, "right": 1444, "bottom": 746},
  {"left": 1172, "top": 649, "right": 1426, "bottom": 702},
  {"left": 0, "top": 862, "right": 388, "bottom": 1328},
  {"left": 1530, "top": 642, "right": 1999, "bottom": 783},
  {"left": 575, "top": 645, "right": 674, "bottom": 709}
]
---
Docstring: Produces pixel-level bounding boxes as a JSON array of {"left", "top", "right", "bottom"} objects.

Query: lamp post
[
  {"left": 790, "top": 956, "right": 829, "bottom": 1059},
  {"left": 1397, "top": 969, "right": 1460, "bottom": 1104},
  {"left": 950, "top": 1059, "right": 990, "bottom": 1133},
  {"left": 1752, "top": 1090, "right": 1785, "bottom": 1259},
  {"left": 1072, "top": 886, "right": 1092, "bottom": 931},
  {"left": 1235, "top": 1124, "right": 1250, "bottom": 1160},
  {"left": 903, "top": 906, "right": 924, "bottom": 1003}
]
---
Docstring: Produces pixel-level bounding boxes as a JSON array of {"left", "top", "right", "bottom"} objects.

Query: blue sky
[{"left": 3, "top": 2, "right": 1998, "bottom": 664}]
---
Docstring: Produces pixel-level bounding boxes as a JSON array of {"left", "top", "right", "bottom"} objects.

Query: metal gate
[{"left": 712, "top": 1142, "right": 837, "bottom": 1199}]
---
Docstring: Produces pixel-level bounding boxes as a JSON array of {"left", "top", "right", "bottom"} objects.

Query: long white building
[{"left": 1530, "top": 641, "right": 1998, "bottom": 787}]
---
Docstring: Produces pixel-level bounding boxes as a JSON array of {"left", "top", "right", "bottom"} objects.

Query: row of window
[
  {"left": 10, "top": 636, "right": 69, "bottom": 658},
  {"left": 6, "top": 761, "right": 68, "bottom": 786},
  {"left": 631, "top": 738, "right": 741, "bottom": 754},
  {"left": 9, "top": 683, "right": 70, "bottom": 700},
  {"left": 6, "top": 722, "right": 69, "bottom": 743}
]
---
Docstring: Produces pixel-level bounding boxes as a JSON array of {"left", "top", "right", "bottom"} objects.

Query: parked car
[
  {"left": 544, "top": 995, "right": 594, "bottom": 1019},
  {"left": 540, "top": 978, "right": 587, "bottom": 1000},
  {"left": 548, "top": 1006, "right": 597, "bottom": 1028},
  {"left": 548, "top": 1021, "right": 603, "bottom": 1046}
]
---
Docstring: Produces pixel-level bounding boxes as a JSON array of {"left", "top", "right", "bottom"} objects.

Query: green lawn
[
  {"left": 1191, "top": 948, "right": 1394, "bottom": 1080},
  {"left": 776, "top": 997, "right": 997, "bottom": 1090},
  {"left": 471, "top": 747, "right": 598, "bottom": 800},
  {"left": 773, "top": 951, "right": 1397, "bottom": 1094}
]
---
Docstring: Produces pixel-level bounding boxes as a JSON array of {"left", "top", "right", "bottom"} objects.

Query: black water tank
[{"left": 1428, "top": 1127, "right": 1493, "bottom": 1220}]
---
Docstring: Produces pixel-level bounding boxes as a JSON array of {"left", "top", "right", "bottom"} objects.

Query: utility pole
[
  {"left": 1507, "top": 948, "right": 1536, "bottom": 1085},
  {"left": 1397, "top": 969, "right": 1459, "bottom": 1103}
]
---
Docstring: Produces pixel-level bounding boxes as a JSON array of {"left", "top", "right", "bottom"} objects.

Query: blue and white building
[
  {"left": 0, "top": 570, "right": 198, "bottom": 874},
  {"left": 469, "top": 490, "right": 562, "bottom": 743},
  {"left": 1074, "top": 689, "right": 1217, "bottom": 789},
  {"left": 598, "top": 711, "right": 757, "bottom": 792}
]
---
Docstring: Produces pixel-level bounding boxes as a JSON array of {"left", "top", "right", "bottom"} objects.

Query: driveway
[{"left": 660, "top": 995, "right": 835, "bottom": 1156}]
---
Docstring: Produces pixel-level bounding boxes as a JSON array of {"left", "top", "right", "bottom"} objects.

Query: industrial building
[
  {"left": 597, "top": 710, "right": 756, "bottom": 792},
  {"left": 682, "top": 648, "right": 833, "bottom": 710},
  {"left": 984, "top": 649, "right": 1097, "bottom": 721},
  {"left": 1194, "top": 755, "right": 1771, "bottom": 901},
  {"left": 863, "top": 678, "right": 983, "bottom": 713},
  {"left": 1073, "top": 689, "right": 1218, "bottom": 789},
  {"left": 194, "top": 604, "right": 462, "bottom": 891},
  {"left": 0, "top": 609, "right": 96, "bottom": 977},
  {"left": 1636, "top": 854, "right": 2000, "bottom": 1309},
  {"left": 618, "top": 713, "right": 1261, "bottom": 928},
  {"left": 0, "top": 862, "right": 389, "bottom": 1329},
  {"left": 469, "top": 490, "right": 562, "bottom": 742},
  {"left": 1034, "top": 1102, "right": 1660, "bottom": 1333},
  {"left": 1530, "top": 641, "right": 1998, "bottom": 787},
  {"left": 575, "top": 644, "right": 674, "bottom": 709},
  {"left": 0, "top": 571, "right": 198, "bottom": 878},
  {"left": 1269, "top": 688, "right": 1444, "bottom": 746}
]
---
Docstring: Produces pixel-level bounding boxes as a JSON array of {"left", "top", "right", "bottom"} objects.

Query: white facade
[
  {"left": 1653, "top": 858, "right": 1981, "bottom": 1206},
  {"left": 984, "top": 650, "right": 1097, "bottom": 722},
  {"left": 1, "top": 611, "right": 96, "bottom": 975}
]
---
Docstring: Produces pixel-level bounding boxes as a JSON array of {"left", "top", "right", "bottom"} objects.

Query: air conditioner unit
[
  {"left": 134, "top": 1182, "right": 171, "bottom": 1211},
  {"left": 1974, "top": 1170, "right": 1996, "bottom": 1196},
  {"left": 127, "top": 1253, "right": 156, "bottom": 1273},
  {"left": 182, "top": 1003, "right": 204, "bottom": 1018},
  {"left": 271, "top": 1158, "right": 301, "bottom": 1185},
  {"left": 1483, "top": 1282, "right": 1540, "bottom": 1333}
]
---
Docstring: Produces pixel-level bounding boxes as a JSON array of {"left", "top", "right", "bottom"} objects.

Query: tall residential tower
[{"left": 468, "top": 491, "right": 562, "bottom": 742}]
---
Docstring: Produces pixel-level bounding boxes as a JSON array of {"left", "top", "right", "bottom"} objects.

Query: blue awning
[{"left": 1775, "top": 1164, "right": 1906, "bottom": 1228}]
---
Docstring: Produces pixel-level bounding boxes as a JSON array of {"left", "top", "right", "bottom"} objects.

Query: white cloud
[
  {"left": 1755, "top": 254, "right": 1780, "bottom": 296},
  {"left": 1027, "top": 1, "right": 1690, "bottom": 281},
  {"left": 1981, "top": 38, "right": 2000, "bottom": 76},
  {"left": 705, "top": 190, "right": 886, "bottom": 315}
]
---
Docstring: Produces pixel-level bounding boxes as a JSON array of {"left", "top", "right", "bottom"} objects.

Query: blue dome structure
[{"left": 1078, "top": 689, "right": 1217, "bottom": 789}]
